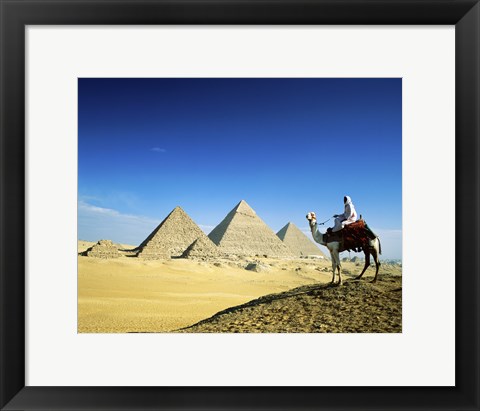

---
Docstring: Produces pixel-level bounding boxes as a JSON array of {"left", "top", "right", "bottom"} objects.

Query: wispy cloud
[
  {"left": 78, "top": 194, "right": 101, "bottom": 203},
  {"left": 78, "top": 201, "right": 158, "bottom": 245},
  {"left": 151, "top": 147, "right": 166, "bottom": 153},
  {"left": 78, "top": 201, "right": 155, "bottom": 222}
]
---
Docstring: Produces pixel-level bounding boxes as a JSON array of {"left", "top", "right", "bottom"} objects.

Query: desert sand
[{"left": 78, "top": 241, "right": 401, "bottom": 333}]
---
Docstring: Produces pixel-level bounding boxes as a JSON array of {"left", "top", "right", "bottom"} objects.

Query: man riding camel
[
  {"left": 329, "top": 195, "right": 358, "bottom": 233},
  {"left": 308, "top": 195, "right": 377, "bottom": 253}
]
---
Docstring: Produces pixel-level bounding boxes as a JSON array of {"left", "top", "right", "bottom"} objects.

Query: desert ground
[
  {"left": 180, "top": 275, "right": 402, "bottom": 333},
  {"left": 78, "top": 241, "right": 402, "bottom": 333}
]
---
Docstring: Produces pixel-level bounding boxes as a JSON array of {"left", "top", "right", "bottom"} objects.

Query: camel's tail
[{"left": 377, "top": 237, "right": 382, "bottom": 255}]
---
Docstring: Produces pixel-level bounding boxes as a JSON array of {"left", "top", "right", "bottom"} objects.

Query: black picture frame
[{"left": 1, "top": 1, "right": 479, "bottom": 410}]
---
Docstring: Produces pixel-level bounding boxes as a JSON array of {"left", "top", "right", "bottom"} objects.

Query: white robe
[{"left": 332, "top": 196, "right": 358, "bottom": 232}]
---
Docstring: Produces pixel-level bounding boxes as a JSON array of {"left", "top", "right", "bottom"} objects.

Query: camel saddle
[{"left": 326, "top": 219, "right": 377, "bottom": 252}]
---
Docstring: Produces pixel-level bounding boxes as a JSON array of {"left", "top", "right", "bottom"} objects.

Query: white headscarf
[{"left": 343, "top": 195, "right": 357, "bottom": 221}]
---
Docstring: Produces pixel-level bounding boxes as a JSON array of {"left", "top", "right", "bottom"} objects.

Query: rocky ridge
[{"left": 179, "top": 275, "right": 402, "bottom": 333}]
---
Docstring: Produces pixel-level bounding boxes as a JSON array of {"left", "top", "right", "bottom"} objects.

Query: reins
[{"left": 317, "top": 217, "right": 332, "bottom": 225}]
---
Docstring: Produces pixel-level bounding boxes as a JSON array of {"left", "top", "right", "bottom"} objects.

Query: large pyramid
[
  {"left": 208, "top": 200, "right": 293, "bottom": 258},
  {"left": 136, "top": 206, "right": 217, "bottom": 259},
  {"left": 276, "top": 222, "right": 325, "bottom": 257}
]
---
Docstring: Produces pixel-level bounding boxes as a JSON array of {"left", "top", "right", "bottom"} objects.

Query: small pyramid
[
  {"left": 83, "top": 239, "right": 120, "bottom": 259},
  {"left": 208, "top": 200, "right": 293, "bottom": 258},
  {"left": 276, "top": 222, "right": 325, "bottom": 257},
  {"left": 181, "top": 237, "right": 219, "bottom": 259},
  {"left": 136, "top": 206, "right": 216, "bottom": 259}
]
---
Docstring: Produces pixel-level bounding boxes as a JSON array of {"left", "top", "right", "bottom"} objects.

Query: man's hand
[{"left": 333, "top": 214, "right": 338, "bottom": 218}]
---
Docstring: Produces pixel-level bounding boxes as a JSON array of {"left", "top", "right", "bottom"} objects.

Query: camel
[{"left": 306, "top": 212, "right": 381, "bottom": 285}]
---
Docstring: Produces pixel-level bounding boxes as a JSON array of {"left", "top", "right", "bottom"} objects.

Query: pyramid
[
  {"left": 208, "top": 200, "right": 293, "bottom": 258},
  {"left": 136, "top": 206, "right": 216, "bottom": 259},
  {"left": 82, "top": 239, "right": 120, "bottom": 259},
  {"left": 276, "top": 222, "right": 325, "bottom": 257},
  {"left": 181, "top": 236, "right": 219, "bottom": 259}
]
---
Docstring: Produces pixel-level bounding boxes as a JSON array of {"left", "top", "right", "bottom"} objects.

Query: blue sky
[{"left": 78, "top": 78, "right": 402, "bottom": 259}]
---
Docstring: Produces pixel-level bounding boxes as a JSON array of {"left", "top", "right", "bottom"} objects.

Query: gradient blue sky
[{"left": 79, "top": 78, "right": 402, "bottom": 259}]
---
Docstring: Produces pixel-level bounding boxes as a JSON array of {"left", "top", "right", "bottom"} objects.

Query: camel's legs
[
  {"left": 371, "top": 248, "right": 381, "bottom": 283},
  {"left": 330, "top": 254, "right": 337, "bottom": 284},
  {"left": 356, "top": 251, "right": 371, "bottom": 280},
  {"left": 330, "top": 251, "right": 342, "bottom": 284},
  {"left": 337, "top": 264, "right": 342, "bottom": 285}
]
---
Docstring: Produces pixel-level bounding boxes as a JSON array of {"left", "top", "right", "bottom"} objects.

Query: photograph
[
  {"left": 78, "top": 77, "right": 402, "bottom": 333},
  {"left": 2, "top": 0, "right": 477, "bottom": 408}
]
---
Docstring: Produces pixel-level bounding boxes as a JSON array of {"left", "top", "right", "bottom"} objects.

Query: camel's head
[{"left": 306, "top": 212, "right": 317, "bottom": 222}]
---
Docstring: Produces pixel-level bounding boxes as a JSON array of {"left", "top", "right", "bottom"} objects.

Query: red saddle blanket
[
  {"left": 342, "top": 220, "right": 370, "bottom": 250},
  {"left": 327, "top": 219, "right": 374, "bottom": 251}
]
